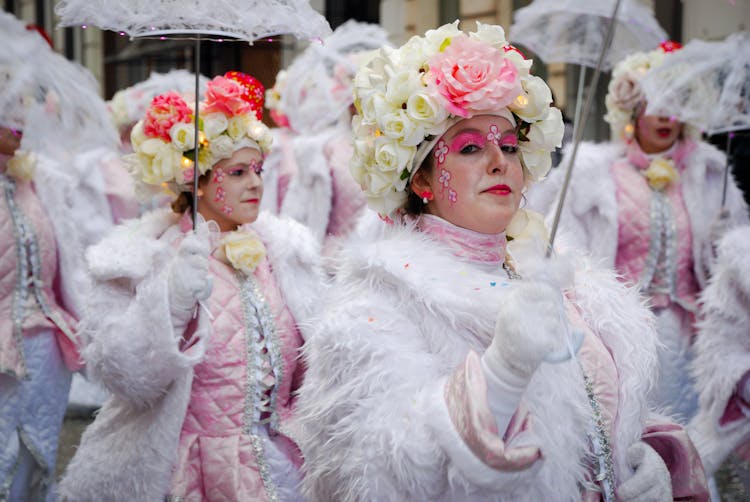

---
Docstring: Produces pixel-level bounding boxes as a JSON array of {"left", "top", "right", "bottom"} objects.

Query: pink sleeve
[
  {"left": 100, "top": 156, "right": 138, "bottom": 222},
  {"left": 444, "top": 350, "right": 541, "bottom": 471},
  {"left": 642, "top": 419, "right": 710, "bottom": 501}
]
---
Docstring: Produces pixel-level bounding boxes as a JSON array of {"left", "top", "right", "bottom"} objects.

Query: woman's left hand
[{"left": 616, "top": 441, "right": 672, "bottom": 501}]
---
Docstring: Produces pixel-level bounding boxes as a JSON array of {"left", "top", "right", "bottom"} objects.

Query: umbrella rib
[{"left": 192, "top": 34, "right": 201, "bottom": 232}]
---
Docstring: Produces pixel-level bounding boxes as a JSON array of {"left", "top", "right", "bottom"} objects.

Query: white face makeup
[
  {"left": 198, "top": 146, "right": 264, "bottom": 232},
  {"left": 416, "top": 114, "right": 525, "bottom": 234}
]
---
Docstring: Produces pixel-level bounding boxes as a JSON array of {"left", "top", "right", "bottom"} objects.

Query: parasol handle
[
  {"left": 192, "top": 34, "right": 201, "bottom": 231},
  {"left": 546, "top": 0, "right": 623, "bottom": 258}
]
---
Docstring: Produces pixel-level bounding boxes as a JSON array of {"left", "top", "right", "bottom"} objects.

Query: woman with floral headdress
[
  {"left": 296, "top": 22, "right": 709, "bottom": 501},
  {"left": 266, "top": 20, "right": 391, "bottom": 252},
  {"left": 0, "top": 12, "right": 130, "bottom": 500},
  {"left": 59, "top": 72, "right": 324, "bottom": 501},
  {"left": 529, "top": 42, "right": 749, "bottom": 423}
]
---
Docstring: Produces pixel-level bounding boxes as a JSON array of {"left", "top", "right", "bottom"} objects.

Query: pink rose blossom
[
  {"left": 143, "top": 92, "right": 192, "bottom": 141},
  {"left": 203, "top": 76, "right": 254, "bottom": 117},
  {"left": 428, "top": 36, "right": 522, "bottom": 118}
]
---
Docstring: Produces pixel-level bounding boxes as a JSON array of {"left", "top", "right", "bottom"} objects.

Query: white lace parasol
[
  {"left": 55, "top": 0, "right": 331, "bottom": 41},
  {"left": 509, "top": 0, "right": 667, "bottom": 70},
  {"left": 0, "top": 11, "right": 117, "bottom": 157},
  {"left": 641, "top": 32, "right": 750, "bottom": 135}
]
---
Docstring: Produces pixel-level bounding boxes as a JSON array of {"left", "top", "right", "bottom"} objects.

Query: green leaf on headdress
[
  {"left": 400, "top": 168, "right": 410, "bottom": 180},
  {"left": 183, "top": 149, "right": 196, "bottom": 162},
  {"left": 439, "top": 38, "right": 452, "bottom": 52}
]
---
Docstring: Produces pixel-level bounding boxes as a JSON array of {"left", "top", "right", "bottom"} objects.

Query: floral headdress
[
  {"left": 604, "top": 41, "right": 699, "bottom": 142},
  {"left": 350, "top": 21, "right": 565, "bottom": 218},
  {"left": 127, "top": 71, "right": 273, "bottom": 197},
  {"left": 265, "top": 69, "right": 290, "bottom": 128},
  {"left": 108, "top": 70, "right": 208, "bottom": 131}
]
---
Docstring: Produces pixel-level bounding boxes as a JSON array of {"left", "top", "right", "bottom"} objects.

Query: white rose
[
  {"left": 519, "top": 145, "right": 552, "bottom": 181},
  {"left": 5, "top": 150, "right": 36, "bottom": 181},
  {"left": 142, "top": 143, "right": 181, "bottom": 185},
  {"left": 108, "top": 92, "right": 130, "bottom": 129},
  {"left": 210, "top": 135, "right": 235, "bottom": 160},
  {"left": 503, "top": 49, "right": 532, "bottom": 78},
  {"left": 423, "top": 21, "right": 461, "bottom": 53},
  {"left": 366, "top": 190, "right": 408, "bottom": 218},
  {"left": 361, "top": 91, "right": 395, "bottom": 123},
  {"left": 130, "top": 120, "right": 148, "bottom": 149},
  {"left": 386, "top": 70, "right": 422, "bottom": 106},
  {"left": 349, "top": 152, "right": 369, "bottom": 186},
  {"left": 526, "top": 107, "right": 565, "bottom": 151},
  {"left": 505, "top": 209, "right": 549, "bottom": 244},
  {"left": 226, "top": 116, "right": 249, "bottom": 140},
  {"left": 138, "top": 137, "right": 169, "bottom": 156},
  {"left": 374, "top": 137, "right": 416, "bottom": 174},
  {"left": 406, "top": 91, "right": 448, "bottom": 129},
  {"left": 397, "top": 36, "right": 430, "bottom": 69},
  {"left": 510, "top": 75, "right": 553, "bottom": 122},
  {"left": 380, "top": 110, "right": 424, "bottom": 146},
  {"left": 203, "top": 113, "right": 229, "bottom": 140},
  {"left": 364, "top": 167, "right": 393, "bottom": 195},
  {"left": 469, "top": 22, "right": 508, "bottom": 48},
  {"left": 169, "top": 122, "right": 196, "bottom": 150}
]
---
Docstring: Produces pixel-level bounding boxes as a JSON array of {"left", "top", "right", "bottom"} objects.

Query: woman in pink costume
[
  {"left": 268, "top": 20, "right": 391, "bottom": 251},
  {"left": 0, "top": 12, "right": 128, "bottom": 500},
  {"left": 529, "top": 42, "right": 749, "bottom": 423},
  {"left": 59, "top": 72, "right": 324, "bottom": 501},
  {"left": 297, "top": 22, "right": 708, "bottom": 501}
]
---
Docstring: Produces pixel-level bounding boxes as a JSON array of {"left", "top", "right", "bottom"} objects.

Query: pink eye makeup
[
  {"left": 249, "top": 159, "right": 264, "bottom": 175},
  {"left": 498, "top": 133, "right": 518, "bottom": 147},
  {"left": 448, "top": 131, "right": 486, "bottom": 154}
]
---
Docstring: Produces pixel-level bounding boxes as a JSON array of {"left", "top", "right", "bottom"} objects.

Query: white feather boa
[{"left": 296, "top": 222, "right": 660, "bottom": 501}]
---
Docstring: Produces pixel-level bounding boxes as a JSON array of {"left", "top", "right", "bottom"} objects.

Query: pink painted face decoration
[
  {"left": 198, "top": 146, "right": 264, "bottom": 231},
  {"left": 419, "top": 114, "right": 525, "bottom": 234}
]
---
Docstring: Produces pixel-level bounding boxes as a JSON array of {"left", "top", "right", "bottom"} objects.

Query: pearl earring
[{"left": 421, "top": 190, "right": 433, "bottom": 204}]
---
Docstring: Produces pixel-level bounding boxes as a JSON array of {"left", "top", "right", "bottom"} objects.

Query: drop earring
[{"left": 421, "top": 191, "right": 433, "bottom": 204}]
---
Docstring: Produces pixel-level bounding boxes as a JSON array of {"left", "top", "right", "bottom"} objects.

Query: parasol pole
[
  {"left": 571, "top": 65, "right": 587, "bottom": 147},
  {"left": 721, "top": 132, "right": 734, "bottom": 208},
  {"left": 546, "top": 0, "right": 623, "bottom": 257},
  {"left": 192, "top": 34, "right": 201, "bottom": 231}
]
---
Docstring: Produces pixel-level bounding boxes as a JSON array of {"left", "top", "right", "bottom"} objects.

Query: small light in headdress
[{"left": 514, "top": 94, "right": 529, "bottom": 108}]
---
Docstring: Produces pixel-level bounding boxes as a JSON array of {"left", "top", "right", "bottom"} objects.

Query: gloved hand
[
  {"left": 481, "top": 281, "right": 574, "bottom": 434},
  {"left": 617, "top": 441, "right": 672, "bottom": 501},
  {"left": 483, "top": 281, "right": 573, "bottom": 389},
  {"left": 168, "top": 231, "right": 212, "bottom": 336}
]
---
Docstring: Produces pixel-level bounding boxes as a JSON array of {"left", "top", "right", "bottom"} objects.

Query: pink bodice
[
  {"left": 0, "top": 172, "right": 79, "bottom": 378},
  {"left": 169, "top": 235, "right": 304, "bottom": 500},
  {"left": 611, "top": 141, "right": 700, "bottom": 314}
]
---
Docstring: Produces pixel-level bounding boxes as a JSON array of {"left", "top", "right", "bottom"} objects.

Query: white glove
[
  {"left": 168, "top": 231, "right": 212, "bottom": 336},
  {"left": 481, "top": 281, "right": 573, "bottom": 433},
  {"left": 617, "top": 441, "right": 672, "bottom": 501}
]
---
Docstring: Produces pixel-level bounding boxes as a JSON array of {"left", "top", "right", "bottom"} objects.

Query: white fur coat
[
  {"left": 296, "top": 222, "right": 661, "bottom": 501},
  {"left": 689, "top": 225, "right": 750, "bottom": 475},
  {"left": 528, "top": 140, "right": 749, "bottom": 288},
  {"left": 58, "top": 209, "right": 324, "bottom": 501}
]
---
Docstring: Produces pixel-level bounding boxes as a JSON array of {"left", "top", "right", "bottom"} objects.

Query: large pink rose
[
  {"left": 428, "top": 36, "right": 522, "bottom": 118},
  {"left": 203, "top": 76, "right": 254, "bottom": 117},
  {"left": 143, "top": 92, "right": 192, "bottom": 141}
]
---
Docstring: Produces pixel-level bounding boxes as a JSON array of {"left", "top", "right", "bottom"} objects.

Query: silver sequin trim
[
  {"left": 239, "top": 273, "right": 284, "bottom": 501},
  {"left": 638, "top": 189, "right": 695, "bottom": 312},
  {"left": 1, "top": 174, "right": 77, "bottom": 379},
  {"left": 579, "top": 364, "right": 616, "bottom": 502}
]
